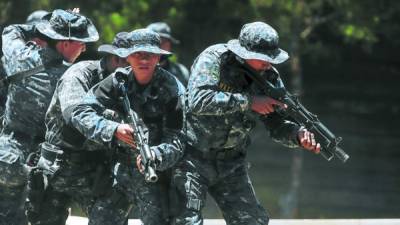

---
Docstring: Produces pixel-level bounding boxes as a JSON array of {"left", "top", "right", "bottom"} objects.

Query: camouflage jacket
[
  {"left": 1, "top": 24, "right": 59, "bottom": 78},
  {"left": 186, "top": 44, "right": 301, "bottom": 153},
  {"left": 0, "top": 61, "right": 7, "bottom": 118},
  {"left": 1, "top": 24, "right": 67, "bottom": 142},
  {"left": 161, "top": 57, "right": 189, "bottom": 87},
  {"left": 71, "top": 66, "right": 185, "bottom": 171},
  {"left": 45, "top": 59, "right": 111, "bottom": 152}
]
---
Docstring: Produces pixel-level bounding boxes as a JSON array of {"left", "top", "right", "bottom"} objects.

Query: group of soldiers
[{"left": 0, "top": 8, "right": 320, "bottom": 225}]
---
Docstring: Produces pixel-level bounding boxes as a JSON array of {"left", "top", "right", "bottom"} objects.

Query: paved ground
[{"left": 67, "top": 217, "right": 400, "bottom": 225}]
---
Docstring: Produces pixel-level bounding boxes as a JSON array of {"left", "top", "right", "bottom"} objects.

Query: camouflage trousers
[
  {"left": 27, "top": 145, "right": 130, "bottom": 225},
  {"left": 171, "top": 149, "right": 270, "bottom": 225},
  {"left": 112, "top": 159, "right": 177, "bottom": 225},
  {"left": 0, "top": 133, "right": 39, "bottom": 225}
]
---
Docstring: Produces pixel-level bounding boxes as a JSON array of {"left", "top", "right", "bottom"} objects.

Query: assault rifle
[
  {"left": 237, "top": 57, "right": 349, "bottom": 162},
  {"left": 117, "top": 78, "right": 158, "bottom": 182}
]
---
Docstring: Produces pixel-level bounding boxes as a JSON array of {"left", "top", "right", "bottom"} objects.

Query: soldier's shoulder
[
  {"left": 202, "top": 43, "right": 229, "bottom": 57},
  {"left": 2, "top": 24, "right": 34, "bottom": 35},
  {"left": 61, "top": 60, "right": 98, "bottom": 80},
  {"left": 194, "top": 43, "right": 228, "bottom": 68},
  {"left": 157, "top": 67, "right": 185, "bottom": 96}
]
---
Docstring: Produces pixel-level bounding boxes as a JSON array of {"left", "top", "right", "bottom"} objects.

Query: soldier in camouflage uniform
[
  {"left": 0, "top": 9, "right": 98, "bottom": 225},
  {"left": 147, "top": 22, "right": 189, "bottom": 86},
  {"left": 26, "top": 31, "right": 134, "bottom": 225},
  {"left": 0, "top": 10, "right": 48, "bottom": 127},
  {"left": 172, "top": 22, "right": 321, "bottom": 225},
  {"left": 71, "top": 28, "right": 186, "bottom": 225}
]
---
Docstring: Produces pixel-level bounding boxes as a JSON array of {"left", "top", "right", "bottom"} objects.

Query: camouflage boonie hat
[
  {"left": 115, "top": 28, "right": 172, "bottom": 58},
  {"left": 35, "top": 9, "right": 99, "bottom": 42},
  {"left": 227, "top": 21, "right": 289, "bottom": 64},
  {"left": 146, "top": 22, "right": 179, "bottom": 44},
  {"left": 26, "top": 10, "right": 48, "bottom": 24},
  {"left": 97, "top": 31, "right": 133, "bottom": 57}
]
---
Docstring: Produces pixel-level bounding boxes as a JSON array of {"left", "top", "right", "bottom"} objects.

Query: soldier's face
[
  {"left": 57, "top": 40, "right": 86, "bottom": 63},
  {"left": 245, "top": 59, "right": 272, "bottom": 72},
  {"left": 127, "top": 52, "right": 160, "bottom": 85},
  {"left": 160, "top": 38, "right": 172, "bottom": 51}
]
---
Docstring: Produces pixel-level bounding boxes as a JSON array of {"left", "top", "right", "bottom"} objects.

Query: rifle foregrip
[{"left": 145, "top": 166, "right": 158, "bottom": 183}]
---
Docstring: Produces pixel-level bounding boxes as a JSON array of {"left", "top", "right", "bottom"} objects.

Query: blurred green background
[{"left": 1, "top": 0, "right": 399, "bottom": 219}]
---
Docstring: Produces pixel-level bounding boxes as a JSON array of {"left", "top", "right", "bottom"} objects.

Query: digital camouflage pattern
[
  {"left": 0, "top": 24, "right": 68, "bottom": 225},
  {"left": 227, "top": 21, "right": 289, "bottom": 64},
  {"left": 28, "top": 59, "right": 130, "bottom": 225},
  {"left": 172, "top": 43, "right": 301, "bottom": 225},
  {"left": 0, "top": 9, "right": 99, "bottom": 225},
  {"left": 72, "top": 66, "right": 185, "bottom": 225}
]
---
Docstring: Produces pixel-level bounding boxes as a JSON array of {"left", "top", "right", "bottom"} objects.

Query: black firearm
[
  {"left": 117, "top": 78, "right": 158, "bottom": 182},
  {"left": 237, "top": 58, "right": 349, "bottom": 163}
]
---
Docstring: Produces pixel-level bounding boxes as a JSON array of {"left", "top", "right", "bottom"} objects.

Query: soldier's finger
[
  {"left": 315, "top": 143, "right": 321, "bottom": 154},
  {"left": 269, "top": 98, "right": 286, "bottom": 108},
  {"left": 265, "top": 104, "right": 274, "bottom": 113},
  {"left": 311, "top": 133, "right": 316, "bottom": 147}
]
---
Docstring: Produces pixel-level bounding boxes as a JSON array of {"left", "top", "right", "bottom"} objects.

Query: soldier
[
  {"left": 26, "top": 31, "right": 134, "bottom": 225},
  {"left": 71, "top": 28, "right": 185, "bottom": 225},
  {"left": 0, "top": 9, "right": 98, "bottom": 225},
  {"left": 147, "top": 22, "right": 189, "bottom": 86},
  {"left": 172, "top": 22, "right": 321, "bottom": 225},
  {"left": 0, "top": 10, "right": 48, "bottom": 126}
]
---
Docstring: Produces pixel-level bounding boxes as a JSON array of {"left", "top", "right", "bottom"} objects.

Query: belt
[{"left": 187, "top": 145, "right": 244, "bottom": 160}]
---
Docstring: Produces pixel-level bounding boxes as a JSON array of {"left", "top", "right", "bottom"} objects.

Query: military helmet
[
  {"left": 146, "top": 22, "right": 179, "bottom": 44},
  {"left": 26, "top": 10, "right": 48, "bottom": 24},
  {"left": 98, "top": 31, "right": 133, "bottom": 57},
  {"left": 227, "top": 21, "right": 289, "bottom": 64},
  {"left": 35, "top": 9, "right": 99, "bottom": 42},
  {"left": 114, "top": 28, "right": 172, "bottom": 58}
]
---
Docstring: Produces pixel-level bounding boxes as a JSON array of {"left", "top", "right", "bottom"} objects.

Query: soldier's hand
[
  {"left": 298, "top": 128, "right": 321, "bottom": 154},
  {"left": 251, "top": 96, "right": 287, "bottom": 115},
  {"left": 115, "top": 124, "right": 136, "bottom": 148}
]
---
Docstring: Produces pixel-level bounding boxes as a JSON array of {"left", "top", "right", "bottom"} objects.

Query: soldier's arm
[
  {"left": 187, "top": 53, "right": 250, "bottom": 116},
  {"left": 1, "top": 24, "right": 44, "bottom": 76},
  {"left": 71, "top": 75, "right": 120, "bottom": 146},
  {"left": 152, "top": 83, "right": 186, "bottom": 171},
  {"left": 261, "top": 113, "right": 302, "bottom": 148}
]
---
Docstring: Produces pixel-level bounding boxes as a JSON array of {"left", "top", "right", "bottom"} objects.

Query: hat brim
[
  {"left": 227, "top": 39, "right": 289, "bottom": 64},
  {"left": 35, "top": 20, "right": 99, "bottom": 43},
  {"left": 115, "top": 44, "right": 172, "bottom": 58},
  {"left": 159, "top": 33, "right": 180, "bottom": 44},
  {"left": 98, "top": 44, "right": 129, "bottom": 58}
]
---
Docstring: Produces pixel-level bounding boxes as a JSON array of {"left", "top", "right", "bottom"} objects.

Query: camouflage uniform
[
  {"left": 0, "top": 10, "right": 48, "bottom": 124},
  {"left": 147, "top": 22, "right": 189, "bottom": 86},
  {"left": 72, "top": 64, "right": 185, "bottom": 224},
  {"left": 72, "top": 29, "right": 185, "bottom": 225},
  {"left": 0, "top": 9, "right": 98, "bottom": 225},
  {"left": 26, "top": 32, "right": 133, "bottom": 225},
  {"left": 173, "top": 22, "right": 301, "bottom": 225}
]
